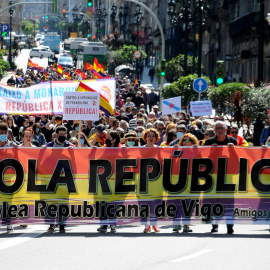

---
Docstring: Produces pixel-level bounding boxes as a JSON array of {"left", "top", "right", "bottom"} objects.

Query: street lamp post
[
  {"left": 197, "top": 0, "right": 203, "bottom": 78},
  {"left": 135, "top": 4, "right": 142, "bottom": 81},
  {"left": 8, "top": 1, "right": 14, "bottom": 67},
  {"left": 257, "top": 0, "right": 265, "bottom": 87},
  {"left": 94, "top": 6, "right": 107, "bottom": 41},
  {"left": 168, "top": 0, "right": 176, "bottom": 59},
  {"left": 110, "top": 4, "right": 117, "bottom": 32},
  {"left": 72, "top": 6, "right": 79, "bottom": 35},
  {"left": 119, "top": 7, "right": 123, "bottom": 35},
  {"left": 123, "top": 6, "right": 128, "bottom": 40}
]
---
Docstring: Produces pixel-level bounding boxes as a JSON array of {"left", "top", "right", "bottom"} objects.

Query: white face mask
[{"left": 177, "top": 132, "right": 183, "bottom": 139}]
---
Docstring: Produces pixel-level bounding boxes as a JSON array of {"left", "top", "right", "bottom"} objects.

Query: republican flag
[
  {"left": 99, "top": 71, "right": 106, "bottom": 78},
  {"left": 98, "top": 63, "right": 105, "bottom": 73},
  {"left": 76, "top": 82, "right": 114, "bottom": 116},
  {"left": 93, "top": 58, "right": 100, "bottom": 72},
  {"left": 75, "top": 69, "right": 87, "bottom": 79},
  {"left": 44, "top": 71, "right": 48, "bottom": 80},
  {"left": 63, "top": 72, "right": 71, "bottom": 80},
  {"left": 27, "top": 59, "right": 44, "bottom": 72},
  {"left": 85, "top": 62, "right": 94, "bottom": 71},
  {"left": 56, "top": 64, "right": 63, "bottom": 75},
  {"left": 93, "top": 70, "right": 103, "bottom": 79},
  {"left": 52, "top": 62, "right": 57, "bottom": 68},
  {"left": 11, "top": 70, "right": 24, "bottom": 81},
  {"left": 134, "top": 75, "right": 138, "bottom": 86}
]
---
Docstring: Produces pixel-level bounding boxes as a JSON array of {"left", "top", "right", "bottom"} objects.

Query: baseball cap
[{"left": 97, "top": 124, "right": 107, "bottom": 133}]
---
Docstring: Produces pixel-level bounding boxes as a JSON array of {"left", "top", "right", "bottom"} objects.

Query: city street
[{"left": 0, "top": 224, "right": 269, "bottom": 269}]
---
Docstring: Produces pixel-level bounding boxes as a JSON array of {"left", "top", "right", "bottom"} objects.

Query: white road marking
[
  {"left": 0, "top": 225, "right": 47, "bottom": 250},
  {"left": 171, "top": 249, "right": 212, "bottom": 262}
]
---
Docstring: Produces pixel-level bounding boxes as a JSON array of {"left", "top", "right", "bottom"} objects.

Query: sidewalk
[{"left": 140, "top": 66, "right": 159, "bottom": 91}]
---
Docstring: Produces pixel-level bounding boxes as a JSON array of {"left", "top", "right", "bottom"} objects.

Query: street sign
[
  {"left": 134, "top": 50, "right": 141, "bottom": 59},
  {"left": 1, "top": 24, "right": 9, "bottom": 36},
  {"left": 193, "top": 77, "right": 208, "bottom": 93}
]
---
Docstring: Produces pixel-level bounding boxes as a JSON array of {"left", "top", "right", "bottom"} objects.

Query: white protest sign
[
  {"left": 190, "top": 100, "right": 212, "bottom": 116},
  {"left": 63, "top": 92, "right": 100, "bottom": 121}
]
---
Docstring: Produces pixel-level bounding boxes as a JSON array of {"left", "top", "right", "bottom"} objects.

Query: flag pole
[{"left": 78, "top": 120, "right": 82, "bottom": 147}]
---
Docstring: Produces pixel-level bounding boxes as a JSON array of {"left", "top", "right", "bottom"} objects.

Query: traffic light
[
  {"left": 45, "top": 15, "right": 49, "bottom": 19},
  {"left": 62, "top": 9, "right": 66, "bottom": 17},
  {"left": 87, "top": 0, "right": 93, "bottom": 8},
  {"left": 160, "top": 59, "right": 166, "bottom": 77},
  {"left": 36, "top": 16, "right": 38, "bottom": 19},
  {"left": 87, "top": 34, "right": 90, "bottom": 37},
  {"left": 93, "top": 35, "right": 96, "bottom": 40},
  {"left": 216, "top": 60, "right": 224, "bottom": 85}
]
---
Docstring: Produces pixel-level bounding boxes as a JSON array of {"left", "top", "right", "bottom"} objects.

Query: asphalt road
[{"left": 0, "top": 224, "right": 269, "bottom": 270}]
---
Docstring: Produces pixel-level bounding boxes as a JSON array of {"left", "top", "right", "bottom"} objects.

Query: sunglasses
[
  {"left": 183, "top": 139, "right": 191, "bottom": 142},
  {"left": 127, "top": 139, "right": 135, "bottom": 142},
  {"left": 231, "top": 131, "right": 238, "bottom": 134},
  {"left": 137, "top": 122, "right": 143, "bottom": 124}
]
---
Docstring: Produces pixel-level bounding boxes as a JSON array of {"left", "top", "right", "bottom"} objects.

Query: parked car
[
  {"left": 29, "top": 47, "right": 53, "bottom": 59},
  {"left": 57, "top": 55, "right": 74, "bottom": 68}
]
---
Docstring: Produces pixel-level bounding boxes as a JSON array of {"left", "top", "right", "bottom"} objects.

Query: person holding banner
[
  {"left": 0, "top": 122, "right": 18, "bottom": 231},
  {"left": 20, "top": 128, "right": 36, "bottom": 148},
  {"left": 204, "top": 121, "right": 237, "bottom": 234},
  {"left": 142, "top": 128, "right": 161, "bottom": 233},
  {"left": 45, "top": 126, "right": 75, "bottom": 233}
]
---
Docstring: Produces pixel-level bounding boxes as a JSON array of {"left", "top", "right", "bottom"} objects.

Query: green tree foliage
[
  {"left": 242, "top": 87, "right": 270, "bottom": 122},
  {"left": 155, "top": 54, "right": 201, "bottom": 83},
  {"left": 161, "top": 74, "right": 211, "bottom": 106},
  {"left": 22, "top": 20, "right": 38, "bottom": 37},
  {"left": 208, "top": 83, "right": 251, "bottom": 126},
  {"left": 119, "top": 45, "right": 147, "bottom": 64},
  {"left": 0, "top": 51, "right": 10, "bottom": 79}
]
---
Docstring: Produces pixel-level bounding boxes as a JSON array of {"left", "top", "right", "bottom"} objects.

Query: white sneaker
[{"left": 7, "top": 225, "right": 13, "bottom": 231}]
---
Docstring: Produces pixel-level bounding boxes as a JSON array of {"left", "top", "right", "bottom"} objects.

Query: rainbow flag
[
  {"left": 76, "top": 82, "right": 114, "bottom": 116},
  {"left": 93, "top": 58, "right": 100, "bottom": 72},
  {"left": 57, "top": 64, "right": 63, "bottom": 75},
  {"left": 85, "top": 62, "right": 94, "bottom": 71},
  {"left": 134, "top": 75, "right": 138, "bottom": 86},
  {"left": 27, "top": 59, "right": 44, "bottom": 72}
]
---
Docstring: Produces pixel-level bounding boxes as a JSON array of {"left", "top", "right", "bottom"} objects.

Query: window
[{"left": 229, "top": 1, "right": 239, "bottom": 23}]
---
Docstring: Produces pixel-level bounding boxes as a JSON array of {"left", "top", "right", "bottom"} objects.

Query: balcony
[{"left": 229, "top": 12, "right": 259, "bottom": 37}]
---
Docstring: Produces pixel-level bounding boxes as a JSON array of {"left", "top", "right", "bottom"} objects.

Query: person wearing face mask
[
  {"left": 169, "top": 125, "right": 187, "bottom": 146},
  {"left": 0, "top": 123, "right": 18, "bottom": 232},
  {"left": 75, "top": 133, "right": 91, "bottom": 147},
  {"left": 97, "top": 130, "right": 121, "bottom": 233},
  {"left": 124, "top": 131, "right": 140, "bottom": 147},
  {"left": 44, "top": 126, "right": 75, "bottom": 233},
  {"left": 33, "top": 123, "right": 46, "bottom": 146}
]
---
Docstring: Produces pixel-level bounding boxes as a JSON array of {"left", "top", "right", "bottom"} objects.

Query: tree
[
  {"left": 119, "top": 44, "right": 147, "bottom": 64},
  {"left": 161, "top": 74, "right": 211, "bottom": 106},
  {"left": 242, "top": 86, "right": 270, "bottom": 123},
  {"left": 155, "top": 54, "right": 201, "bottom": 83},
  {"left": 22, "top": 20, "right": 38, "bottom": 37},
  {"left": 0, "top": 51, "right": 10, "bottom": 80},
  {"left": 208, "top": 83, "right": 251, "bottom": 126}
]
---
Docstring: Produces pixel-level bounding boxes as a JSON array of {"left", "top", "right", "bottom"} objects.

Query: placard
[
  {"left": 190, "top": 100, "right": 212, "bottom": 116},
  {"left": 63, "top": 91, "right": 100, "bottom": 120}
]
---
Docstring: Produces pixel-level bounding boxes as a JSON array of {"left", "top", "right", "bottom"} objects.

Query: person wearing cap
[
  {"left": 127, "top": 107, "right": 138, "bottom": 121},
  {"left": 152, "top": 105, "right": 161, "bottom": 119},
  {"left": 89, "top": 124, "right": 107, "bottom": 147}
]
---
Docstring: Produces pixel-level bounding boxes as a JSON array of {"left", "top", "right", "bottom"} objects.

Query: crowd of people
[{"left": 2, "top": 70, "right": 270, "bottom": 234}]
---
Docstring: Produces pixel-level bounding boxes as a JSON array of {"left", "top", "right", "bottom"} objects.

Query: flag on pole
[
  {"left": 52, "top": 62, "right": 57, "bottom": 68},
  {"left": 76, "top": 82, "right": 114, "bottom": 116},
  {"left": 56, "top": 64, "right": 63, "bottom": 75},
  {"left": 162, "top": 96, "right": 182, "bottom": 116},
  {"left": 134, "top": 75, "right": 138, "bottom": 86},
  {"left": 63, "top": 72, "right": 71, "bottom": 80},
  {"left": 93, "top": 70, "right": 103, "bottom": 79},
  {"left": 85, "top": 62, "right": 94, "bottom": 71},
  {"left": 44, "top": 71, "right": 48, "bottom": 80},
  {"left": 93, "top": 58, "right": 100, "bottom": 72},
  {"left": 27, "top": 59, "right": 44, "bottom": 72}
]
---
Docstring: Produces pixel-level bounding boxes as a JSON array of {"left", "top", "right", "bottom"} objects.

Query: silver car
[{"left": 29, "top": 47, "right": 53, "bottom": 59}]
